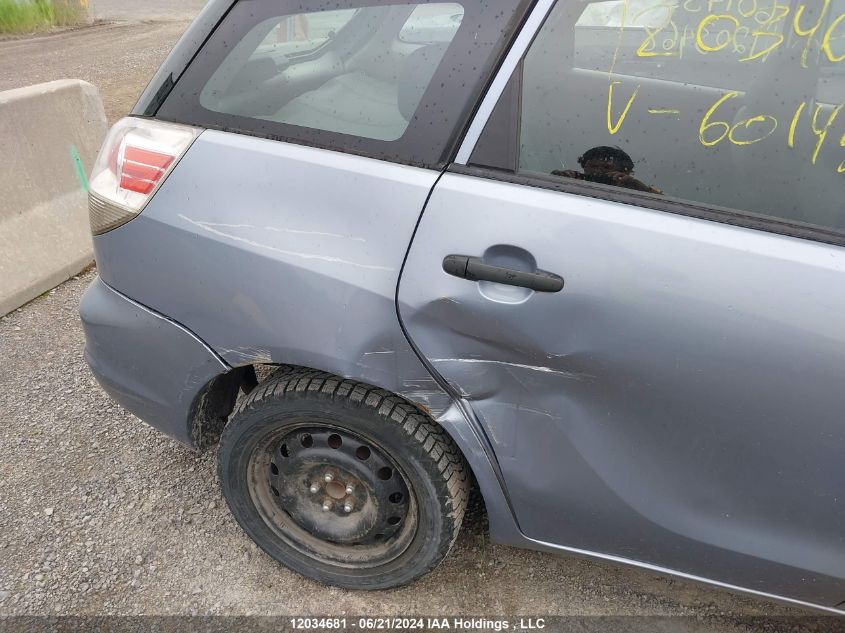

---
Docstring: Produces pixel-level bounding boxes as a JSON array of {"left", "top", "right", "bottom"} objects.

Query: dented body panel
[
  {"left": 398, "top": 171, "right": 845, "bottom": 606},
  {"left": 89, "top": 130, "right": 524, "bottom": 532},
  {"left": 94, "top": 131, "right": 448, "bottom": 410},
  {"left": 87, "top": 129, "right": 524, "bottom": 547}
]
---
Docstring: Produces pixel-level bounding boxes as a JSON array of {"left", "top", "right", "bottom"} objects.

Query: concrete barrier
[{"left": 0, "top": 79, "right": 107, "bottom": 316}]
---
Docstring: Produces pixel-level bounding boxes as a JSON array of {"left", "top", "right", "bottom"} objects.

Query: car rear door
[{"left": 398, "top": 0, "right": 845, "bottom": 608}]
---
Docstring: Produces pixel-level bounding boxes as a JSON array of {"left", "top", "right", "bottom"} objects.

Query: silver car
[{"left": 80, "top": 0, "right": 845, "bottom": 612}]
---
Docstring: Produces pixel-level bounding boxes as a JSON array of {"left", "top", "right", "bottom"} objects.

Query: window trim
[
  {"left": 448, "top": 164, "right": 845, "bottom": 248},
  {"left": 466, "top": 64, "right": 523, "bottom": 172},
  {"left": 453, "top": 0, "right": 555, "bottom": 164}
]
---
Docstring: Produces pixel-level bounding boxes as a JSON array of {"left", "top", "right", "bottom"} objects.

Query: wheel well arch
[
  {"left": 188, "top": 362, "right": 527, "bottom": 545},
  {"left": 191, "top": 362, "right": 458, "bottom": 454}
]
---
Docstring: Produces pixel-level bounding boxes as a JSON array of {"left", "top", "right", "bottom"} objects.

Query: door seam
[{"left": 392, "top": 165, "right": 525, "bottom": 534}]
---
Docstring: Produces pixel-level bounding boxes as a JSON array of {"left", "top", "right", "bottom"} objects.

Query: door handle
[{"left": 442, "top": 255, "right": 564, "bottom": 293}]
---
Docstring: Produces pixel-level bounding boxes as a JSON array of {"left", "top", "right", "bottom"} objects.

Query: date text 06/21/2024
[{"left": 288, "top": 618, "right": 548, "bottom": 631}]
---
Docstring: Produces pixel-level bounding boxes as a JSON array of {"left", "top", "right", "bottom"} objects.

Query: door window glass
[{"left": 474, "top": 0, "right": 845, "bottom": 233}]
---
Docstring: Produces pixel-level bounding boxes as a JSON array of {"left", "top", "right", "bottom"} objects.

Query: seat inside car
[
  {"left": 200, "top": 6, "right": 452, "bottom": 142},
  {"left": 272, "top": 43, "right": 448, "bottom": 140}
]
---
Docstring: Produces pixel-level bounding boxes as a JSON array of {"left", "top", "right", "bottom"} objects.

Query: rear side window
[
  {"left": 158, "top": 0, "right": 532, "bottom": 168},
  {"left": 471, "top": 0, "right": 845, "bottom": 239}
]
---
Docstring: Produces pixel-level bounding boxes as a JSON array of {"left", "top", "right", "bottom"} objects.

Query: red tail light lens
[
  {"left": 88, "top": 118, "right": 201, "bottom": 235},
  {"left": 119, "top": 146, "right": 175, "bottom": 195}
]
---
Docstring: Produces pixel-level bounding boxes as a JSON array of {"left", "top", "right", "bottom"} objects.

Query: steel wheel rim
[{"left": 246, "top": 420, "right": 418, "bottom": 568}]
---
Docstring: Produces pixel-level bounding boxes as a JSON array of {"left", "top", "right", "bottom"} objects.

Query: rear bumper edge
[{"left": 79, "top": 276, "right": 230, "bottom": 448}]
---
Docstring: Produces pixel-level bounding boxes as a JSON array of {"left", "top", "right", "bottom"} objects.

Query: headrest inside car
[{"left": 398, "top": 43, "right": 449, "bottom": 122}]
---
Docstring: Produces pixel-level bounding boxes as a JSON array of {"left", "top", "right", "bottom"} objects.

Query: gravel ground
[
  {"left": 0, "top": 270, "right": 841, "bottom": 630},
  {"left": 88, "top": 0, "right": 208, "bottom": 21}
]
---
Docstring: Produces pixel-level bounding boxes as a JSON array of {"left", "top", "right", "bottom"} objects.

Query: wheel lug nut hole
[
  {"left": 376, "top": 467, "right": 393, "bottom": 480},
  {"left": 280, "top": 443, "right": 289, "bottom": 458},
  {"left": 356, "top": 446, "right": 371, "bottom": 460},
  {"left": 270, "top": 462, "right": 279, "bottom": 475},
  {"left": 387, "top": 516, "right": 401, "bottom": 526},
  {"left": 326, "top": 481, "right": 346, "bottom": 500},
  {"left": 328, "top": 434, "right": 343, "bottom": 449},
  {"left": 389, "top": 492, "right": 403, "bottom": 504},
  {"left": 300, "top": 434, "right": 313, "bottom": 448}
]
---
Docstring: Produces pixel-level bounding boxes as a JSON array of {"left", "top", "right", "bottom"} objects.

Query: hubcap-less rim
[{"left": 247, "top": 423, "right": 417, "bottom": 568}]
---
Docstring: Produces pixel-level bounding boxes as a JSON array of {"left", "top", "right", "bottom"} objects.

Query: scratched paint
[
  {"left": 430, "top": 358, "right": 593, "bottom": 381},
  {"left": 177, "top": 214, "right": 393, "bottom": 272}
]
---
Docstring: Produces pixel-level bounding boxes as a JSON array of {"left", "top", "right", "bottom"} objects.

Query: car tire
[{"left": 217, "top": 366, "right": 470, "bottom": 590}]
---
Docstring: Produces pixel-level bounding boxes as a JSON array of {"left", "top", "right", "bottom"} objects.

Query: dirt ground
[{"left": 0, "top": 9, "right": 842, "bottom": 630}]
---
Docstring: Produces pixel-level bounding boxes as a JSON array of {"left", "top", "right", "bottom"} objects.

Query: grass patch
[{"left": 0, "top": 0, "right": 88, "bottom": 35}]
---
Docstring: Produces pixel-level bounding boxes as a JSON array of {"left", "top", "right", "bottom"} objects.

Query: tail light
[{"left": 88, "top": 118, "right": 201, "bottom": 235}]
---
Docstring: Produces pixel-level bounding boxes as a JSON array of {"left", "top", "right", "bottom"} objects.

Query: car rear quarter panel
[{"left": 94, "top": 131, "right": 443, "bottom": 408}]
